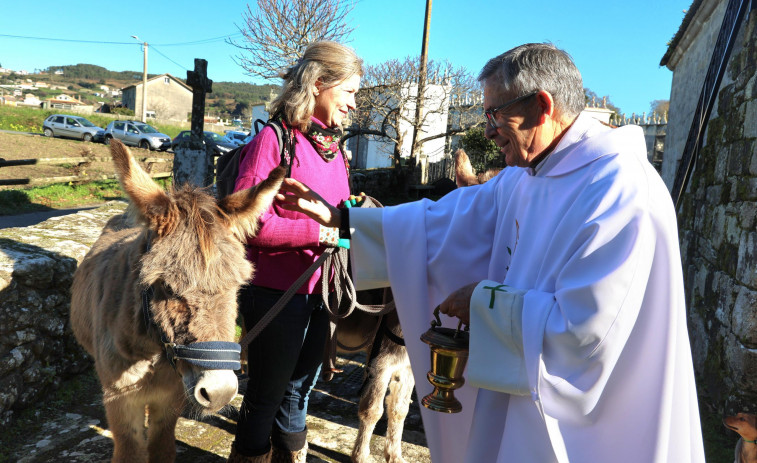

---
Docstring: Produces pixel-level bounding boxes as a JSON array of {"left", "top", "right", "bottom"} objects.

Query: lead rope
[{"left": 237, "top": 196, "right": 396, "bottom": 381}]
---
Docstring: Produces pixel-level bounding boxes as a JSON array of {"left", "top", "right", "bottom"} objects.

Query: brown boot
[
  {"left": 270, "top": 442, "right": 307, "bottom": 463},
  {"left": 227, "top": 444, "right": 271, "bottom": 463}
]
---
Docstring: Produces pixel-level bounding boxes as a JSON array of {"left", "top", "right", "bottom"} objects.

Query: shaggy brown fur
[
  {"left": 70, "top": 139, "right": 285, "bottom": 463},
  {"left": 725, "top": 413, "right": 757, "bottom": 463},
  {"left": 454, "top": 148, "right": 502, "bottom": 187},
  {"left": 343, "top": 310, "right": 413, "bottom": 463}
]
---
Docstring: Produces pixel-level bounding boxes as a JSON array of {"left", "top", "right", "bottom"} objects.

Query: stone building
[
  {"left": 661, "top": 0, "right": 757, "bottom": 411},
  {"left": 121, "top": 73, "right": 192, "bottom": 122}
]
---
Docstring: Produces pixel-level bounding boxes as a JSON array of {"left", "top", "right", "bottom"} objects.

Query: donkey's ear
[
  {"left": 110, "top": 139, "right": 177, "bottom": 236},
  {"left": 218, "top": 166, "right": 286, "bottom": 241}
]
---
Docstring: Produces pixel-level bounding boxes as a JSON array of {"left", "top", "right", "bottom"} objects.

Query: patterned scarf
[{"left": 305, "top": 123, "right": 343, "bottom": 163}]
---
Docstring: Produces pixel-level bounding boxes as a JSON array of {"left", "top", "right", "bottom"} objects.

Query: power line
[
  {"left": 0, "top": 31, "right": 239, "bottom": 74},
  {"left": 0, "top": 33, "right": 135, "bottom": 45},
  {"left": 150, "top": 45, "right": 188, "bottom": 72},
  {"left": 152, "top": 33, "right": 244, "bottom": 46},
  {"left": 0, "top": 32, "right": 243, "bottom": 47}
]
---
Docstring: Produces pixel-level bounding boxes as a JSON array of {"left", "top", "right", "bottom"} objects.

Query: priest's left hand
[{"left": 438, "top": 282, "right": 478, "bottom": 325}]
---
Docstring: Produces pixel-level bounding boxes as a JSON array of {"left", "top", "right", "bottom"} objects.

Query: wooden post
[
  {"left": 173, "top": 59, "right": 214, "bottom": 187},
  {"left": 410, "top": 0, "right": 432, "bottom": 184}
]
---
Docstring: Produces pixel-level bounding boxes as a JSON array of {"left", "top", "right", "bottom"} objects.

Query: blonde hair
[{"left": 269, "top": 41, "right": 363, "bottom": 132}]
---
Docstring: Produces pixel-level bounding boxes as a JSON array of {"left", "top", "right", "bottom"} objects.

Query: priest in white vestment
[{"left": 278, "top": 43, "right": 705, "bottom": 463}]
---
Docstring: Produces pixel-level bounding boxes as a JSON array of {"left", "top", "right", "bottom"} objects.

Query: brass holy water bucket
[{"left": 420, "top": 307, "right": 469, "bottom": 413}]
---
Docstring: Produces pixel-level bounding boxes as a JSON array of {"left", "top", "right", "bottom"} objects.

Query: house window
[{"left": 164, "top": 77, "right": 170, "bottom": 84}]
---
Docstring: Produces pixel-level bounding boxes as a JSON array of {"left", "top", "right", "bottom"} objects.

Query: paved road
[{"left": 0, "top": 206, "right": 104, "bottom": 229}]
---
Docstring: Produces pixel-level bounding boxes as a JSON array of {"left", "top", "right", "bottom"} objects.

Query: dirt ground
[
  {"left": 1, "top": 352, "right": 430, "bottom": 463},
  {"left": 0, "top": 131, "right": 173, "bottom": 190}
]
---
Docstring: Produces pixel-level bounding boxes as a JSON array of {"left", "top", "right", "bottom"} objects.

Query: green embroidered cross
[{"left": 482, "top": 284, "right": 509, "bottom": 308}]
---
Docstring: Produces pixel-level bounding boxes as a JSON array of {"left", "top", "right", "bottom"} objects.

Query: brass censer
[{"left": 420, "top": 306, "right": 469, "bottom": 413}]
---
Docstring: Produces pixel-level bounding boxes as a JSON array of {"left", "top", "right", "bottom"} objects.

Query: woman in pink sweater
[{"left": 227, "top": 41, "right": 362, "bottom": 463}]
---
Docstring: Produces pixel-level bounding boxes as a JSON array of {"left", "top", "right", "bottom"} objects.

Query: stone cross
[
  {"left": 186, "top": 59, "right": 213, "bottom": 150},
  {"left": 172, "top": 58, "right": 214, "bottom": 187}
]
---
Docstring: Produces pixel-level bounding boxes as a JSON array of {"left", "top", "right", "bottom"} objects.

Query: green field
[{"left": 0, "top": 105, "right": 187, "bottom": 138}]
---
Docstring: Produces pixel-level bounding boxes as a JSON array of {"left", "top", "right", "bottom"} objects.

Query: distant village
[{"left": 0, "top": 66, "right": 267, "bottom": 129}]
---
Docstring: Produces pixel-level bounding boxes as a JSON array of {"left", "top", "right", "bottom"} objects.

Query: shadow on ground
[{"left": 0, "top": 353, "right": 429, "bottom": 463}]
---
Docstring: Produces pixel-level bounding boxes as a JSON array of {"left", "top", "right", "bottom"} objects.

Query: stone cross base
[{"left": 172, "top": 146, "right": 214, "bottom": 188}]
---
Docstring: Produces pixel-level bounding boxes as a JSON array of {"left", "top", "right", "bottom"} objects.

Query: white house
[{"left": 348, "top": 81, "right": 451, "bottom": 174}]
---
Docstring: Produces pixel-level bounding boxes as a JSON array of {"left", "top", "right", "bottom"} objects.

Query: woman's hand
[
  {"left": 277, "top": 178, "right": 342, "bottom": 227},
  {"left": 438, "top": 282, "right": 478, "bottom": 326}
]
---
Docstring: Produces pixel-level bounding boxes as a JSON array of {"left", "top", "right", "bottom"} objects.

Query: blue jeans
[{"left": 233, "top": 285, "right": 329, "bottom": 456}]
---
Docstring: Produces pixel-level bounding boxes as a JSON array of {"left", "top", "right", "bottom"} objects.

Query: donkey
[
  {"left": 334, "top": 292, "right": 413, "bottom": 463},
  {"left": 454, "top": 148, "right": 502, "bottom": 187},
  {"left": 70, "top": 139, "right": 285, "bottom": 463}
]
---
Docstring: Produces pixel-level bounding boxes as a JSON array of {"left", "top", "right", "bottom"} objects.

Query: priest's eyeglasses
[{"left": 485, "top": 91, "right": 539, "bottom": 128}]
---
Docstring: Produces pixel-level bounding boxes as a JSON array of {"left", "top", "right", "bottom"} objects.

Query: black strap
[{"left": 255, "top": 117, "right": 294, "bottom": 178}]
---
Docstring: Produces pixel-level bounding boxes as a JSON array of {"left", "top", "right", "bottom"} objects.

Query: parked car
[
  {"left": 102, "top": 120, "right": 171, "bottom": 151},
  {"left": 42, "top": 114, "right": 103, "bottom": 142},
  {"left": 171, "top": 131, "right": 237, "bottom": 156},
  {"left": 93, "top": 129, "right": 106, "bottom": 144},
  {"left": 223, "top": 130, "right": 249, "bottom": 147}
]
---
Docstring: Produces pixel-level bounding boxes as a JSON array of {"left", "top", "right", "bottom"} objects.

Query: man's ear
[{"left": 535, "top": 90, "right": 555, "bottom": 124}]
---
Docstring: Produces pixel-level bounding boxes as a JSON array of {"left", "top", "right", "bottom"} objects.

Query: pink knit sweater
[{"left": 233, "top": 118, "right": 350, "bottom": 294}]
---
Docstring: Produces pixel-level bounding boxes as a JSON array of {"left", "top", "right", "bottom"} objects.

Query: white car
[
  {"left": 43, "top": 114, "right": 103, "bottom": 142},
  {"left": 223, "top": 130, "right": 249, "bottom": 147}
]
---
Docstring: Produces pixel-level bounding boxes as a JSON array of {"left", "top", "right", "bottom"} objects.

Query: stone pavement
[{"left": 3, "top": 352, "right": 431, "bottom": 463}]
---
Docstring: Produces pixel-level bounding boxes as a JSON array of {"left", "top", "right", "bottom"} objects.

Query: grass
[
  {"left": 0, "top": 105, "right": 188, "bottom": 138},
  {"left": 0, "top": 178, "right": 172, "bottom": 215}
]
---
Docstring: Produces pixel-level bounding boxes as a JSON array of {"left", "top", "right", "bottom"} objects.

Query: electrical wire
[
  {"left": 149, "top": 46, "right": 189, "bottom": 72},
  {"left": 0, "top": 33, "right": 135, "bottom": 45},
  {"left": 0, "top": 32, "right": 243, "bottom": 47},
  {"left": 0, "top": 32, "right": 243, "bottom": 74}
]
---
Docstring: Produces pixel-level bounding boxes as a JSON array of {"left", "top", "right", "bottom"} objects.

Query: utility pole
[
  {"left": 132, "top": 36, "right": 148, "bottom": 123},
  {"left": 410, "top": 0, "right": 432, "bottom": 182}
]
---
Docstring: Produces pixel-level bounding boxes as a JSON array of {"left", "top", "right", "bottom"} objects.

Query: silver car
[
  {"left": 103, "top": 120, "right": 171, "bottom": 151},
  {"left": 43, "top": 114, "right": 103, "bottom": 142}
]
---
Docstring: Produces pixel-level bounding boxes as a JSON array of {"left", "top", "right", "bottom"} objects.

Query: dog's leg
[
  {"left": 383, "top": 359, "right": 413, "bottom": 463},
  {"left": 352, "top": 361, "right": 394, "bottom": 463}
]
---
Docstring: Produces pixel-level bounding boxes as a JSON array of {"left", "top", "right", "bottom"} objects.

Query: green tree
[
  {"left": 231, "top": 101, "right": 250, "bottom": 118},
  {"left": 457, "top": 126, "right": 502, "bottom": 173},
  {"left": 584, "top": 88, "right": 621, "bottom": 114}
]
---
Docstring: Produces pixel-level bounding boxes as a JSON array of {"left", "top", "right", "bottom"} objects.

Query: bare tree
[
  {"left": 649, "top": 99, "right": 670, "bottom": 117},
  {"left": 348, "top": 57, "right": 484, "bottom": 174},
  {"left": 228, "top": 0, "right": 355, "bottom": 81}
]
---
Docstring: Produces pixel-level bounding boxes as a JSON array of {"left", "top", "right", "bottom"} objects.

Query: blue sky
[{"left": 0, "top": 0, "right": 691, "bottom": 116}]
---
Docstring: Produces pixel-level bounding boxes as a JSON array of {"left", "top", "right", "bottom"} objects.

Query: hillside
[{"left": 0, "top": 63, "right": 278, "bottom": 119}]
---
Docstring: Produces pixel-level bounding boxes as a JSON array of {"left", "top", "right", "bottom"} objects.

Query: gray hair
[
  {"left": 269, "top": 41, "right": 363, "bottom": 132},
  {"left": 478, "top": 43, "right": 584, "bottom": 118}
]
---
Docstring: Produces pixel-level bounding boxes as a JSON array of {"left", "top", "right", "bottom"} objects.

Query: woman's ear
[{"left": 313, "top": 80, "right": 322, "bottom": 96}]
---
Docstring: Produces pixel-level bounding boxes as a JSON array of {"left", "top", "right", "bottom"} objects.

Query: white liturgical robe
[{"left": 348, "top": 113, "right": 705, "bottom": 463}]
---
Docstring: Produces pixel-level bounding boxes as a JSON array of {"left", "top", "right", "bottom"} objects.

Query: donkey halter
[{"left": 140, "top": 236, "right": 242, "bottom": 372}]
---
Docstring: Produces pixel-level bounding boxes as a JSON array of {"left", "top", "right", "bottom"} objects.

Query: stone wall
[
  {"left": 661, "top": 0, "right": 728, "bottom": 189},
  {"left": 677, "top": 11, "right": 757, "bottom": 412},
  {"left": 0, "top": 202, "right": 127, "bottom": 426},
  {"left": 350, "top": 168, "right": 403, "bottom": 199},
  {"left": 0, "top": 165, "right": 428, "bottom": 428}
]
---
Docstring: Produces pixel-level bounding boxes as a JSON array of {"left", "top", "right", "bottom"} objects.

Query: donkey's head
[{"left": 110, "top": 139, "right": 284, "bottom": 414}]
